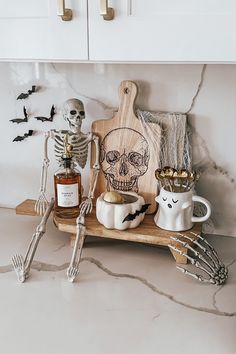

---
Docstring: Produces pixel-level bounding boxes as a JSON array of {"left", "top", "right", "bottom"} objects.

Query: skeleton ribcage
[{"left": 54, "top": 132, "right": 89, "bottom": 169}]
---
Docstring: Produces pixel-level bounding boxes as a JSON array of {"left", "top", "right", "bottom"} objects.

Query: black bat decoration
[
  {"left": 9, "top": 106, "right": 28, "bottom": 124},
  {"left": 13, "top": 130, "right": 33, "bottom": 142},
  {"left": 122, "top": 204, "right": 151, "bottom": 223},
  {"left": 34, "top": 105, "right": 56, "bottom": 122},
  {"left": 17, "top": 85, "right": 37, "bottom": 100}
]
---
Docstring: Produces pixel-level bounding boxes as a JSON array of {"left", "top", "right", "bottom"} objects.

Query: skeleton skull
[
  {"left": 62, "top": 98, "right": 85, "bottom": 133},
  {"left": 100, "top": 128, "right": 149, "bottom": 192}
]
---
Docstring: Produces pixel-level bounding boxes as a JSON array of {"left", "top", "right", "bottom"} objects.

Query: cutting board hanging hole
[{"left": 124, "top": 87, "right": 129, "bottom": 94}]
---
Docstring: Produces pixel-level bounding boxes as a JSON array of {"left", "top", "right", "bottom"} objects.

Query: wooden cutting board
[{"left": 91, "top": 80, "right": 162, "bottom": 214}]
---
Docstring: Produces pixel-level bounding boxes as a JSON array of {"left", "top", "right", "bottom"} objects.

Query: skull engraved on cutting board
[{"left": 100, "top": 127, "right": 150, "bottom": 192}]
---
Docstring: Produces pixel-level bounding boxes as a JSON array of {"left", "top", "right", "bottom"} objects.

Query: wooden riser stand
[{"left": 16, "top": 199, "right": 202, "bottom": 265}]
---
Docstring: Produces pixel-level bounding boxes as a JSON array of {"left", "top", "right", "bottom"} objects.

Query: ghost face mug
[{"left": 154, "top": 188, "right": 211, "bottom": 231}]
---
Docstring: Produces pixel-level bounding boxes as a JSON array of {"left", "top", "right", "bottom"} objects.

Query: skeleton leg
[
  {"left": 168, "top": 233, "right": 228, "bottom": 285},
  {"left": 12, "top": 198, "right": 54, "bottom": 283},
  {"left": 67, "top": 213, "right": 86, "bottom": 282},
  {"left": 35, "top": 131, "right": 51, "bottom": 215}
]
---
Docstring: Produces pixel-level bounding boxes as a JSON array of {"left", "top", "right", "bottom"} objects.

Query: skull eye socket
[
  {"left": 128, "top": 152, "right": 143, "bottom": 167},
  {"left": 70, "top": 110, "right": 77, "bottom": 115},
  {"left": 106, "top": 150, "right": 120, "bottom": 165},
  {"left": 79, "top": 111, "right": 85, "bottom": 116}
]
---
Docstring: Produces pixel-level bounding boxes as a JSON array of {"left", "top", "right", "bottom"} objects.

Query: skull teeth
[{"left": 109, "top": 177, "right": 136, "bottom": 191}]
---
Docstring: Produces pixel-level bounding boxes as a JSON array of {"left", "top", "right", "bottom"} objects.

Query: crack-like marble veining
[
  {"left": 2, "top": 257, "right": 236, "bottom": 317},
  {"left": 190, "top": 121, "right": 236, "bottom": 234},
  {"left": 211, "top": 258, "right": 236, "bottom": 312},
  {"left": 192, "top": 126, "right": 236, "bottom": 189},
  {"left": 227, "top": 258, "right": 236, "bottom": 268},
  {"left": 50, "top": 63, "right": 116, "bottom": 114},
  {"left": 212, "top": 286, "right": 222, "bottom": 311},
  {"left": 52, "top": 242, "right": 67, "bottom": 253},
  {"left": 185, "top": 64, "right": 206, "bottom": 114},
  {"left": 152, "top": 314, "right": 160, "bottom": 321}
]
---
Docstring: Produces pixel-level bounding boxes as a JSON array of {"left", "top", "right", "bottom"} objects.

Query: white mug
[{"left": 154, "top": 187, "right": 211, "bottom": 231}]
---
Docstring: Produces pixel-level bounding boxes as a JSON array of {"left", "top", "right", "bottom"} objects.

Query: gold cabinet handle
[
  {"left": 100, "top": 0, "right": 114, "bottom": 21},
  {"left": 57, "top": 0, "right": 73, "bottom": 21}
]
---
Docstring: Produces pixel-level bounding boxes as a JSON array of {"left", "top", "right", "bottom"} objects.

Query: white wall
[{"left": 0, "top": 63, "right": 235, "bottom": 237}]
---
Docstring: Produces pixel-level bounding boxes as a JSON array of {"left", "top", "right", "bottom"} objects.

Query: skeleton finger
[
  {"left": 190, "top": 232, "right": 223, "bottom": 266},
  {"left": 84, "top": 203, "right": 91, "bottom": 215},
  {"left": 88, "top": 201, "right": 93, "bottom": 213},
  {"left": 170, "top": 233, "right": 228, "bottom": 285},
  {"left": 176, "top": 266, "right": 216, "bottom": 284},
  {"left": 35, "top": 198, "right": 40, "bottom": 214},
  {"left": 40, "top": 202, "right": 44, "bottom": 217},
  {"left": 82, "top": 201, "right": 90, "bottom": 215},
  {"left": 14, "top": 254, "right": 22, "bottom": 269},
  {"left": 172, "top": 235, "right": 215, "bottom": 272},
  {"left": 17, "top": 254, "right": 24, "bottom": 267},
  {"left": 35, "top": 199, "right": 40, "bottom": 214},
  {"left": 42, "top": 199, "right": 49, "bottom": 215},
  {"left": 169, "top": 244, "right": 214, "bottom": 278},
  {"left": 37, "top": 200, "right": 43, "bottom": 216},
  {"left": 35, "top": 194, "right": 48, "bottom": 216},
  {"left": 12, "top": 254, "right": 18, "bottom": 269},
  {"left": 80, "top": 203, "right": 86, "bottom": 215},
  {"left": 181, "top": 233, "right": 220, "bottom": 269}
]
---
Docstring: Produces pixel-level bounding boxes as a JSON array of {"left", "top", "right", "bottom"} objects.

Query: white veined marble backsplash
[{"left": 0, "top": 62, "right": 235, "bottom": 237}]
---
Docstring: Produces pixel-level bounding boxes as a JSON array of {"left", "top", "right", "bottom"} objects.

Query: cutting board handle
[{"left": 118, "top": 80, "right": 138, "bottom": 125}]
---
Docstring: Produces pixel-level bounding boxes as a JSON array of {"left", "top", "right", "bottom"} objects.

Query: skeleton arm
[
  {"left": 80, "top": 133, "right": 100, "bottom": 215},
  {"left": 35, "top": 131, "right": 53, "bottom": 215}
]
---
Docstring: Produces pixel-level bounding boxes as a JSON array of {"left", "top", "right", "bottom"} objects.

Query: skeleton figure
[
  {"left": 100, "top": 128, "right": 149, "bottom": 193},
  {"left": 12, "top": 99, "right": 100, "bottom": 283}
]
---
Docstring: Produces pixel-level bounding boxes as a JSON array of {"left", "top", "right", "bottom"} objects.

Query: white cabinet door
[
  {"left": 88, "top": 0, "right": 236, "bottom": 62},
  {"left": 0, "top": 0, "right": 88, "bottom": 61}
]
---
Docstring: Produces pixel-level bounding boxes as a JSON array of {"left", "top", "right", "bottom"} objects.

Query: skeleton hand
[
  {"left": 169, "top": 232, "right": 228, "bottom": 285},
  {"left": 35, "top": 192, "right": 49, "bottom": 216},
  {"left": 80, "top": 197, "right": 93, "bottom": 215}
]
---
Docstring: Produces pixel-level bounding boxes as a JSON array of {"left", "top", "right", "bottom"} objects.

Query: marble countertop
[{"left": 0, "top": 207, "right": 235, "bottom": 354}]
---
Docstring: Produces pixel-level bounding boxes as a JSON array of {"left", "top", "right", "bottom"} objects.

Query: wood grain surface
[
  {"left": 16, "top": 199, "right": 40, "bottom": 216},
  {"left": 91, "top": 80, "right": 161, "bottom": 214}
]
